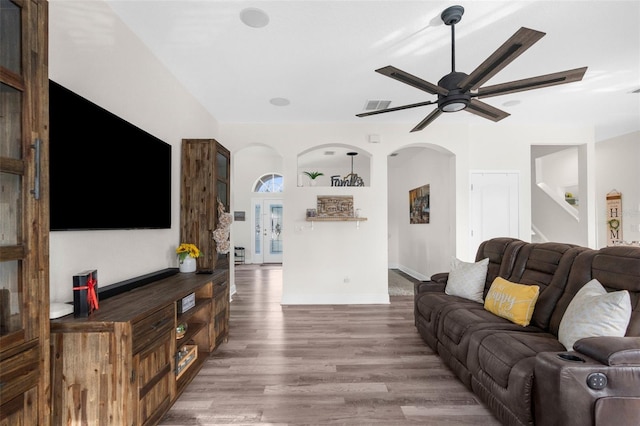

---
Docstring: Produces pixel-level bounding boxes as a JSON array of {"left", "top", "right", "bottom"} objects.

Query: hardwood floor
[{"left": 160, "top": 265, "right": 501, "bottom": 425}]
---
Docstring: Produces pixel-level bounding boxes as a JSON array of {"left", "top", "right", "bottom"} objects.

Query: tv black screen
[{"left": 49, "top": 80, "right": 171, "bottom": 231}]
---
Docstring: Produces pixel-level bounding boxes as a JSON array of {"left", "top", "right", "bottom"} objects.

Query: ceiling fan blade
[
  {"left": 476, "top": 67, "right": 588, "bottom": 99},
  {"left": 410, "top": 109, "right": 443, "bottom": 132},
  {"left": 376, "top": 66, "right": 449, "bottom": 96},
  {"left": 458, "top": 27, "right": 545, "bottom": 91},
  {"left": 356, "top": 100, "right": 437, "bottom": 117},
  {"left": 465, "top": 99, "right": 510, "bottom": 122}
]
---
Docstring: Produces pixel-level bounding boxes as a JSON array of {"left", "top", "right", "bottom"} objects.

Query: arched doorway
[
  {"left": 232, "top": 145, "right": 284, "bottom": 265},
  {"left": 387, "top": 145, "right": 456, "bottom": 281}
]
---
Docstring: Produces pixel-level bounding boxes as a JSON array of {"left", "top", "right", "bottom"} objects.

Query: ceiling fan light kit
[
  {"left": 357, "top": 5, "right": 588, "bottom": 132},
  {"left": 437, "top": 71, "right": 470, "bottom": 112}
]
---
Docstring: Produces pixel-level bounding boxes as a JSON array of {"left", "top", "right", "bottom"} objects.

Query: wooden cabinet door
[
  {"left": 181, "top": 139, "right": 216, "bottom": 271},
  {"left": 0, "top": 0, "right": 49, "bottom": 424},
  {"left": 213, "top": 279, "right": 230, "bottom": 348},
  {"left": 180, "top": 139, "right": 230, "bottom": 272},
  {"left": 135, "top": 335, "right": 173, "bottom": 426},
  {"left": 214, "top": 143, "right": 231, "bottom": 270}
]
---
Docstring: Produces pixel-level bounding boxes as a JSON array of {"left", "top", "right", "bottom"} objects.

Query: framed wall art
[{"left": 409, "top": 184, "right": 430, "bottom": 224}]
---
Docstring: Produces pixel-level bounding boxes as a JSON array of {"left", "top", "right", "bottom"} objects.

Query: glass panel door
[
  {"left": 0, "top": 0, "right": 22, "bottom": 74},
  {"left": 251, "top": 198, "right": 283, "bottom": 264},
  {"left": 0, "top": 0, "right": 48, "bottom": 421},
  {"left": 263, "top": 201, "right": 283, "bottom": 263},
  {"left": 0, "top": 0, "right": 26, "bottom": 340}
]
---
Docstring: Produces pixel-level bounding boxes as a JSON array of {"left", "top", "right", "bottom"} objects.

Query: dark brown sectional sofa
[{"left": 414, "top": 237, "right": 640, "bottom": 426}]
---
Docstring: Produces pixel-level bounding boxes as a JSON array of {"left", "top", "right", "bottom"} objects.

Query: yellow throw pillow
[{"left": 484, "top": 277, "right": 540, "bottom": 326}]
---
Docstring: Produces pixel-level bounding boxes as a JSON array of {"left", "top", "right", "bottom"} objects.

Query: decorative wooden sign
[
  {"left": 606, "top": 190, "right": 622, "bottom": 246},
  {"left": 317, "top": 195, "right": 354, "bottom": 218}
]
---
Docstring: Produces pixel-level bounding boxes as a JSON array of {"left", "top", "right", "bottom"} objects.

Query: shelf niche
[{"left": 297, "top": 145, "right": 371, "bottom": 187}]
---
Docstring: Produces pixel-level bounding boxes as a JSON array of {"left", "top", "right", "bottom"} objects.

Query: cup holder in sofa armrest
[{"left": 557, "top": 353, "right": 586, "bottom": 362}]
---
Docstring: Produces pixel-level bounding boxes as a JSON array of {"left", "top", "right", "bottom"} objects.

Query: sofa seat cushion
[
  {"left": 468, "top": 331, "right": 567, "bottom": 426},
  {"left": 440, "top": 305, "right": 516, "bottom": 346},
  {"left": 415, "top": 292, "right": 479, "bottom": 347},
  {"left": 435, "top": 305, "right": 544, "bottom": 388},
  {"left": 471, "top": 331, "right": 565, "bottom": 389},
  {"left": 471, "top": 358, "right": 538, "bottom": 426}
]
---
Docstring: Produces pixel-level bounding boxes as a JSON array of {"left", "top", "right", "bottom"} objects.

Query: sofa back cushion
[
  {"left": 474, "top": 237, "right": 526, "bottom": 293},
  {"left": 504, "top": 243, "right": 585, "bottom": 330},
  {"left": 592, "top": 246, "right": 640, "bottom": 336},
  {"left": 550, "top": 246, "right": 640, "bottom": 337}
]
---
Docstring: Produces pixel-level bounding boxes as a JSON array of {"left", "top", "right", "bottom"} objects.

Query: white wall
[
  {"left": 49, "top": 1, "right": 219, "bottom": 303},
  {"left": 596, "top": 131, "right": 640, "bottom": 247}
]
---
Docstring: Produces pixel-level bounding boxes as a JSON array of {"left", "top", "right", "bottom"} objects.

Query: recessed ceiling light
[
  {"left": 240, "top": 8, "right": 270, "bottom": 28},
  {"left": 270, "top": 97, "right": 290, "bottom": 106}
]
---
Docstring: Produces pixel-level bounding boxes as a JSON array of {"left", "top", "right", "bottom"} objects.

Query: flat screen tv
[{"left": 49, "top": 80, "right": 172, "bottom": 231}]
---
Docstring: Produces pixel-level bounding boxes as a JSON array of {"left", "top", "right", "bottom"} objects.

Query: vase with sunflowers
[{"left": 176, "top": 243, "right": 201, "bottom": 273}]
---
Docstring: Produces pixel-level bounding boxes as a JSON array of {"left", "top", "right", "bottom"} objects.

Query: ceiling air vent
[{"left": 364, "top": 100, "right": 391, "bottom": 111}]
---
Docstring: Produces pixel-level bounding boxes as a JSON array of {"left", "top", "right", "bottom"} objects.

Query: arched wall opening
[
  {"left": 387, "top": 144, "right": 456, "bottom": 280},
  {"left": 232, "top": 144, "right": 284, "bottom": 265},
  {"left": 297, "top": 144, "right": 372, "bottom": 187}
]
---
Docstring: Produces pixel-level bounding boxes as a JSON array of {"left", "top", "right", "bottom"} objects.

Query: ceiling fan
[{"left": 357, "top": 5, "right": 587, "bottom": 132}]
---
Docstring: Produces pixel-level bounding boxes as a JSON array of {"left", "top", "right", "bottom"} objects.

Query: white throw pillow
[
  {"left": 444, "top": 257, "right": 489, "bottom": 303},
  {"left": 558, "top": 279, "right": 632, "bottom": 351}
]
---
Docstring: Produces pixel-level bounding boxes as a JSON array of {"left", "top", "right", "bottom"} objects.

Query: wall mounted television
[{"left": 49, "top": 80, "right": 172, "bottom": 231}]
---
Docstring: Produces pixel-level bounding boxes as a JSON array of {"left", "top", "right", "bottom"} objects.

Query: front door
[{"left": 251, "top": 198, "right": 283, "bottom": 263}]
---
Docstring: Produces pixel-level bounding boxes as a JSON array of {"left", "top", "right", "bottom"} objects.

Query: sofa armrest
[
  {"left": 574, "top": 336, "right": 640, "bottom": 366},
  {"left": 429, "top": 272, "right": 449, "bottom": 284},
  {"left": 414, "top": 281, "right": 446, "bottom": 294},
  {"left": 534, "top": 350, "right": 640, "bottom": 426}
]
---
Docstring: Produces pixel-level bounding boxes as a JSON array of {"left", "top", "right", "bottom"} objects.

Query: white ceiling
[{"left": 101, "top": 1, "right": 639, "bottom": 138}]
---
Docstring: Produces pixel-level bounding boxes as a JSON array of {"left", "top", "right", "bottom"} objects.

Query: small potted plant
[
  {"left": 564, "top": 192, "right": 576, "bottom": 205},
  {"left": 304, "top": 171, "right": 324, "bottom": 186},
  {"left": 176, "top": 243, "right": 201, "bottom": 273}
]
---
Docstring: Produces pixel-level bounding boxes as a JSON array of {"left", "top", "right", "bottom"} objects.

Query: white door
[
  {"left": 251, "top": 198, "right": 283, "bottom": 264},
  {"left": 469, "top": 172, "right": 519, "bottom": 258}
]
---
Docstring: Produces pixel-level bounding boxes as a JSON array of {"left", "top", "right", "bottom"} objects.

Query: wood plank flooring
[{"left": 160, "top": 265, "right": 501, "bottom": 425}]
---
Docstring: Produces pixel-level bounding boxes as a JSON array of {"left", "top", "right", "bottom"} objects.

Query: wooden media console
[{"left": 50, "top": 269, "right": 229, "bottom": 425}]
